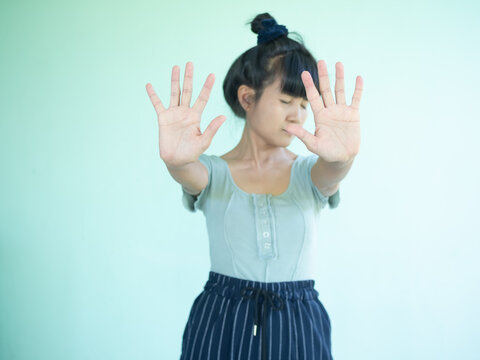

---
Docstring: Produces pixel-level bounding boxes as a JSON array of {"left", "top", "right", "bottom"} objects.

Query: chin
[{"left": 278, "top": 138, "right": 293, "bottom": 147}]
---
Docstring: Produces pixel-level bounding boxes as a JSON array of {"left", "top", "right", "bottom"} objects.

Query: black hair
[{"left": 223, "top": 12, "right": 321, "bottom": 120}]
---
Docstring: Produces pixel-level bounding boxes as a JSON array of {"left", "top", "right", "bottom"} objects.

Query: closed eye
[{"left": 280, "top": 99, "right": 307, "bottom": 109}]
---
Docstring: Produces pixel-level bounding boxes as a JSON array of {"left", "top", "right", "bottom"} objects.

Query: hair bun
[
  {"left": 249, "top": 13, "right": 276, "bottom": 34},
  {"left": 249, "top": 13, "right": 288, "bottom": 45},
  {"left": 257, "top": 21, "right": 288, "bottom": 45}
]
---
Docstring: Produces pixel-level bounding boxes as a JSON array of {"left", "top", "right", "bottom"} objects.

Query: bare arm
[
  {"left": 311, "top": 156, "right": 355, "bottom": 197},
  {"left": 164, "top": 158, "right": 208, "bottom": 195},
  {"left": 146, "top": 62, "right": 225, "bottom": 197}
]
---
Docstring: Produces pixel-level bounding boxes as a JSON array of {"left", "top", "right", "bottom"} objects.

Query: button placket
[{"left": 254, "top": 194, "right": 275, "bottom": 259}]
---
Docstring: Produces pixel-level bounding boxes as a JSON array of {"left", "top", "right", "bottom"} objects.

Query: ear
[{"left": 237, "top": 85, "right": 256, "bottom": 112}]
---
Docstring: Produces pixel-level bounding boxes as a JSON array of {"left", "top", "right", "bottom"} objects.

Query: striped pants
[{"left": 180, "top": 271, "right": 333, "bottom": 360}]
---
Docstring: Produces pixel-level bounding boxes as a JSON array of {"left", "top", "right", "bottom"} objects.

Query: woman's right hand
[{"left": 146, "top": 62, "right": 226, "bottom": 168}]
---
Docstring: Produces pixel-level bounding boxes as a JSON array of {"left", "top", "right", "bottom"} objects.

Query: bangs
[
  {"left": 268, "top": 51, "right": 320, "bottom": 100},
  {"left": 222, "top": 15, "right": 322, "bottom": 119}
]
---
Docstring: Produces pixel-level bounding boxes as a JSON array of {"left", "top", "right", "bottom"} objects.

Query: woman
[{"left": 146, "top": 12, "right": 363, "bottom": 360}]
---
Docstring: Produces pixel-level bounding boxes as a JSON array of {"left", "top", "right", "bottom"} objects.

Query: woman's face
[{"left": 246, "top": 77, "right": 309, "bottom": 147}]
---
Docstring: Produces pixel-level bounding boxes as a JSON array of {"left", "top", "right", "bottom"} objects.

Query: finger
[
  {"left": 192, "top": 73, "right": 215, "bottom": 114},
  {"left": 301, "top": 71, "right": 324, "bottom": 113},
  {"left": 334, "top": 62, "right": 346, "bottom": 105},
  {"left": 317, "top": 60, "right": 335, "bottom": 107},
  {"left": 351, "top": 75, "right": 364, "bottom": 110},
  {"left": 181, "top": 61, "right": 194, "bottom": 107},
  {"left": 201, "top": 115, "right": 227, "bottom": 149},
  {"left": 145, "top": 83, "right": 166, "bottom": 115},
  {"left": 169, "top": 65, "right": 181, "bottom": 108},
  {"left": 284, "top": 123, "right": 317, "bottom": 152}
]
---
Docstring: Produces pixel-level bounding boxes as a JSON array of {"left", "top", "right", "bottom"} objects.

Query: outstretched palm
[
  {"left": 285, "top": 60, "right": 363, "bottom": 163},
  {"left": 145, "top": 62, "right": 226, "bottom": 167}
]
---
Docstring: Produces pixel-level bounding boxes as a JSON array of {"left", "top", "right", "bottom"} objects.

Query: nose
[{"left": 287, "top": 108, "right": 307, "bottom": 125}]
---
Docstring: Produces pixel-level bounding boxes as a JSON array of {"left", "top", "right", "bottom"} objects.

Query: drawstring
[{"left": 240, "top": 286, "right": 285, "bottom": 360}]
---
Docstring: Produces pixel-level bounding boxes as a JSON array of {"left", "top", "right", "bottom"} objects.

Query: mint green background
[{"left": 1, "top": 0, "right": 479, "bottom": 359}]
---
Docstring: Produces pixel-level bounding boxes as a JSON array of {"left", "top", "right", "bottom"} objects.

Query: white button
[
  {"left": 261, "top": 211, "right": 266, "bottom": 215},
  {"left": 262, "top": 220, "right": 268, "bottom": 225},
  {"left": 264, "top": 243, "right": 271, "bottom": 248},
  {"left": 263, "top": 231, "right": 270, "bottom": 238}
]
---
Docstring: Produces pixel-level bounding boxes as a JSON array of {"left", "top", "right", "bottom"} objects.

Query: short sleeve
[
  {"left": 181, "top": 154, "right": 212, "bottom": 212},
  {"left": 304, "top": 155, "right": 341, "bottom": 210}
]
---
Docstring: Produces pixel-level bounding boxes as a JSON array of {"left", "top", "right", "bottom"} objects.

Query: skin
[
  {"left": 287, "top": 60, "right": 363, "bottom": 164},
  {"left": 219, "top": 76, "right": 310, "bottom": 194},
  {"left": 221, "top": 75, "right": 310, "bottom": 167},
  {"left": 145, "top": 60, "right": 363, "bottom": 185},
  {"left": 221, "top": 60, "right": 364, "bottom": 195},
  {"left": 145, "top": 62, "right": 226, "bottom": 168}
]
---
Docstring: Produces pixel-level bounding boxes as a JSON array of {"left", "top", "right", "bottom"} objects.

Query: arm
[
  {"left": 146, "top": 62, "right": 225, "bottom": 199},
  {"left": 164, "top": 159, "right": 208, "bottom": 196},
  {"left": 311, "top": 156, "right": 355, "bottom": 197},
  {"left": 289, "top": 61, "right": 362, "bottom": 199}
]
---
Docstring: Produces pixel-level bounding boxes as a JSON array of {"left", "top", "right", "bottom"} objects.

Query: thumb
[
  {"left": 285, "top": 124, "right": 317, "bottom": 152},
  {"left": 201, "top": 115, "right": 227, "bottom": 149}
]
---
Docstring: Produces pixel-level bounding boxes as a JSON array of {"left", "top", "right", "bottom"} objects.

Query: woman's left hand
[{"left": 284, "top": 60, "right": 363, "bottom": 163}]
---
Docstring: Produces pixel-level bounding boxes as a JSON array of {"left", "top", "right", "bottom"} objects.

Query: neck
[{"left": 227, "top": 122, "right": 292, "bottom": 166}]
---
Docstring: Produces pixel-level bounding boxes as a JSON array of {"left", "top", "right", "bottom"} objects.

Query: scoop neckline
[{"left": 213, "top": 155, "right": 301, "bottom": 198}]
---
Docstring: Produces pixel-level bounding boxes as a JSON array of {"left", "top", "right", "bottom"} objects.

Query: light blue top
[{"left": 181, "top": 153, "right": 340, "bottom": 282}]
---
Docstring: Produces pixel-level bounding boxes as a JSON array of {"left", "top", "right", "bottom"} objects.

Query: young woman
[{"left": 146, "top": 12, "right": 363, "bottom": 360}]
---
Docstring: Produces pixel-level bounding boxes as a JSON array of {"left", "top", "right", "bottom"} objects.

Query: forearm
[
  {"left": 311, "top": 155, "right": 356, "bottom": 192},
  {"left": 164, "top": 159, "right": 208, "bottom": 195}
]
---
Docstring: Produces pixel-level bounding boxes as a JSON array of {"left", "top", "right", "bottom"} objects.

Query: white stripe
[
  {"left": 238, "top": 281, "right": 251, "bottom": 360},
  {"left": 285, "top": 297, "right": 292, "bottom": 358},
  {"left": 189, "top": 293, "right": 212, "bottom": 360},
  {"left": 231, "top": 295, "right": 247, "bottom": 359},
  {"left": 279, "top": 299, "right": 283, "bottom": 357},
  {"left": 278, "top": 282, "right": 283, "bottom": 358},
  {"left": 229, "top": 298, "right": 241, "bottom": 360},
  {"left": 297, "top": 300, "right": 307, "bottom": 359},
  {"left": 185, "top": 292, "right": 207, "bottom": 357},
  {"left": 210, "top": 298, "right": 230, "bottom": 360},
  {"left": 313, "top": 300, "right": 324, "bottom": 360},
  {"left": 261, "top": 282, "right": 271, "bottom": 360},
  {"left": 245, "top": 300, "right": 254, "bottom": 360},
  {"left": 291, "top": 298, "right": 300, "bottom": 359},
  {"left": 321, "top": 301, "right": 332, "bottom": 358},
  {"left": 258, "top": 325, "right": 262, "bottom": 360},
  {"left": 198, "top": 295, "right": 218, "bottom": 355},
  {"left": 306, "top": 300, "right": 316, "bottom": 359},
  {"left": 269, "top": 298, "right": 273, "bottom": 360}
]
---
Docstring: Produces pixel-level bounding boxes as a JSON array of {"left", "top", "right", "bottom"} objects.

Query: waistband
[
  {"left": 203, "top": 271, "right": 319, "bottom": 300},
  {"left": 203, "top": 271, "right": 319, "bottom": 360}
]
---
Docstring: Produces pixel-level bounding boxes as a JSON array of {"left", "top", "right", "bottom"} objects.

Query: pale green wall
[{"left": 1, "top": 0, "right": 479, "bottom": 359}]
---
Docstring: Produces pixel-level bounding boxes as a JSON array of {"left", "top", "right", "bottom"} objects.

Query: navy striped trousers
[{"left": 180, "top": 271, "right": 333, "bottom": 360}]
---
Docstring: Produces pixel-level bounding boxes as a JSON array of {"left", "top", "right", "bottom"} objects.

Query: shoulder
[
  {"left": 198, "top": 153, "right": 218, "bottom": 168},
  {"left": 294, "top": 152, "right": 318, "bottom": 169},
  {"left": 181, "top": 154, "right": 221, "bottom": 212},
  {"left": 197, "top": 153, "right": 229, "bottom": 181}
]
